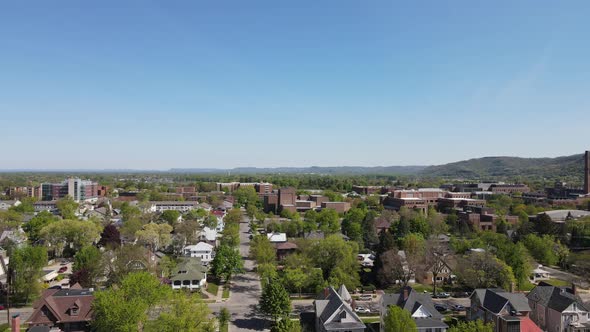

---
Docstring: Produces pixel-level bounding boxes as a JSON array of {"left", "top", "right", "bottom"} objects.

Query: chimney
[
  {"left": 324, "top": 287, "right": 329, "bottom": 298},
  {"left": 585, "top": 151, "right": 590, "bottom": 195},
  {"left": 11, "top": 314, "right": 20, "bottom": 332},
  {"left": 510, "top": 282, "right": 515, "bottom": 293},
  {"left": 403, "top": 287, "right": 409, "bottom": 301},
  {"left": 572, "top": 283, "right": 577, "bottom": 296}
]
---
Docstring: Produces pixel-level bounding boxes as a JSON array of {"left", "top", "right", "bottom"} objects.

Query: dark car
[
  {"left": 451, "top": 304, "right": 466, "bottom": 311},
  {"left": 452, "top": 291, "right": 470, "bottom": 298},
  {"left": 0, "top": 305, "right": 5, "bottom": 310},
  {"left": 58, "top": 266, "right": 68, "bottom": 273},
  {"left": 434, "top": 304, "right": 447, "bottom": 312}
]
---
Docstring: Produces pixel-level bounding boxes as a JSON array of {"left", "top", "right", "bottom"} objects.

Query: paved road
[{"left": 209, "top": 212, "right": 270, "bottom": 332}]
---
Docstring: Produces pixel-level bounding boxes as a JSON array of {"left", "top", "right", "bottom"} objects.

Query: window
[{"left": 340, "top": 311, "right": 347, "bottom": 319}]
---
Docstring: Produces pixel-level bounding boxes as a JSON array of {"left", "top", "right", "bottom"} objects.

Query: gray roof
[
  {"left": 527, "top": 285, "right": 588, "bottom": 313},
  {"left": 170, "top": 257, "right": 207, "bottom": 282},
  {"left": 381, "top": 287, "right": 443, "bottom": 320},
  {"left": 474, "top": 289, "right": 531, "bottom": 314},
  {"left": 315, "top": 287, "right": 365, "bottom": 330},
  {"left": 338, "top": 284, "right": 352, "bottom": 303},
  {"left": 415, "top": 317, "right": 449, "bottom": 328}
]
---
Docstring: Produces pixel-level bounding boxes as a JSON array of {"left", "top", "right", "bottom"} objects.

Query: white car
[{"left": 355, "top": 306, "right": 370, "bottom": 314}]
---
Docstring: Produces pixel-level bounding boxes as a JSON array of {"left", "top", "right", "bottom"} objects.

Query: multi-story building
[
  {"left": 437, "top": 197, "right": 486, "bottom": 213},
  {"left": 383, "top": 197, "right": 428, "bottom": 213},
  {"left": 458, "top": 206, "right": 519, "bottom": 232},
  {"left": 489, "top": 184, "right": 530, "bottom": 194},
  {"left": 380, "top": 287, "right": 448, "bottom": 332},
  {"left": 351, "top": 185, "right": 385, "bottom": 195},
  {"left": 321, "top": 201, "right": 351, "bottom": 213},
  {"left": 527, "top": 283, "right": 590, "bottom": 332},
  {"left": 39, "top": 178, "right": 99, "bottom": 202}
]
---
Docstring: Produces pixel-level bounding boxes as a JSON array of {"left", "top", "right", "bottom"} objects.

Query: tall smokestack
[{"left": 585, "top": 151, "right": 590, "bottom": 195}]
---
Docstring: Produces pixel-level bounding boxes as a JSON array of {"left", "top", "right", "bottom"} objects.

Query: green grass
[
  {"left": 207, "top": 281, "right": 219, "bottom": 296},
  {"left": 518, "top": 281, "right": 537, "bottom": 291},
  {"left": 544, "top": 278, "right": 570, "bottom": 287},
  {"left": 361, "top": 317, "right": 381, "bottom": 323},
  {"left": 222, "top": 287, "right": 230, "bottom": 299},
  {"left": 408, "top": 283, "right": 433, "bottom": 294},
  {"left": 220, "top": 323, "right": 228, "bottom": 332}
]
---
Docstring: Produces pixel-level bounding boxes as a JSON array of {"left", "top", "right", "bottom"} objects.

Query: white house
[
  {"left": 170, "top": 257, "right": 207, "bottom": 291},
  {"left": 0, "top": 200, "right": 21, "bottom": 211},
  {"left": 199, "top": 227, "right": 218, "bottom": 246},
  {"left": 183, "top": 242, "right": 215, "bottom": 264}
]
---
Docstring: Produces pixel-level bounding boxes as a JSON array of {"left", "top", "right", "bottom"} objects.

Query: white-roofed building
[
  {"left": 267, "top": 232, "right": 287, "bottom": 243},
  {"left": 183, "top": 242, "right": 215, "bottom": 264}
]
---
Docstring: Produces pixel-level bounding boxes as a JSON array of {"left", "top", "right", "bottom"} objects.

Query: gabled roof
[
  {"left": 527, "top": 285, "right": 588, "bottom": 313},
  {"left": 170, "top": 257, "right": 207, "bottom": 282},
  {"left": 315, "top": 286, "right": 365, "bottom": 330},
  {"left": 381, "top": 287, "right": 443, "bottom": 320},
  {"left": 267, "top": 232, "right": 287, "bottom": 243},
  {"left": 474, "top": 288, "right": 531, "bottom": 314},
  {"left": 275, "top": 242, "right": 298, "bottom": 250},
  {"left": 28, "top": 288, "right": 94, "bottom": 325},
  {"left": 338, "top": 284, "right": 352, "bottom": 303},
  {"left": 184, "top": 242, "right": 214, "bottom": 252}
]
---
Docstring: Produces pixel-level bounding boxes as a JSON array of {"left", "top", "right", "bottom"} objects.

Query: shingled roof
[
  {"left": 527, "top": 285, "right": 588, "bottom": 313},
  {"left": 314, "top": 286, "right": 365, "bottom": 331},
  {"left": 27, "top": 287, "right": 94, "bottom": 327}
]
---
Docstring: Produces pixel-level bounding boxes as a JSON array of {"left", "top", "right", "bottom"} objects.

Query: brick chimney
[
  {"left": 324, "top": 287, "right": 329, "bottom": 298},
  {"left": 572, "top": 283, "right": 577, "bottom": 296},
  {"left": 403, "top": 287, "right": 409, "bottom": 301},
  {"left": 11, "top": 314, "right": 20, "bottom": 332}
]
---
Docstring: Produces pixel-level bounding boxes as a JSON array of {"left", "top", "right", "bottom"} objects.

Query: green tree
[
  {"left": 92, "top": 272, "right": 171, "bottom": 332},
  {"left": 260, "top": 277, "right": 291, "bottom": 322},
  {"left": 250, "top": 235, "right": 276, "bottom": 265},
  {"left": 448, "top": 320, "right": 493, "bottom": 332},
  {"left": 8, "top": 246, "right": 48, "bottom": 304},
  {"left": 72, "top": 245, "right": 104, "bottom": 287},
  {"left": 144, "top": 292, "right": 216, "bottom": 332},
  {"left": 211, "top": 244, "right": 243, "bottom": 282},
  {"left": 284, "top": 267, "right": 307, "bottom": 297},
  {"left": 271, "top": 318, "right": 301, "bottom": 332},
  {"left": 306, "top": 235, "right": 360, "bottom": 290},
  {"left": 40, "top": 219, "right": 102, "bottom": 257},
  {"left": 22, "top": 211, "right": 58, "bottom": 243},
  {"left": 383, "top": 305, "right": 417, "bottom": 332},
  {"left": 56, "top": 196, "right": 79, "bottom": 219},
  {"left": 233, "top": 186, "right": 261, "bottom": 207},
  {"left": 317, "top": 209, "right": 340, "bottom": 234},
  {"left": 455, "top": 252, "right": 515, "bottom": 290},
  {"left": 522, "top": 234, "right": 560, "bottom": 266},
  {"left": 218, "top": 308, "right": 230, "bottom": 331},
  {"left": 135, "top": 223, "right": 173, "bottom": 251},
  {"left": 160, "top": 210, "right": 181, "bottom": 226}
]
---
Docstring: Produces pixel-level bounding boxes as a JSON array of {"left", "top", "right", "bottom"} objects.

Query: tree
[
  {"left": 56, "top": 196, "right": 79, "bottom": 219},
  {"left": 22, "top": 211, "right": 58, "bottom": 243},
  {"left": 455, "top": 252, "right": 515, "bottom": 290},
  {"left": 211, "top": 244, "right": 243, "bottom": 282},
  {"left": 8, "top": 246, "right": 47, "bottom": 304},
  {"left": 317, "top": 209, "right": 340, "bottom": 234},
  {"left": 284, "top": 267, "right": 307, "bottom": 297},
  {"left": 535, "top": 213, "right": 557, "bottom": 236},
  {"left": 160, "top": 210, "right": 181, "bottom": 226},
  {"left": 383, "top": 305, "right": 417, "bottom": 332},
  {"left": 271, "top": 318, "right": 301, "bottom": 332},
  {"left": 376, "top": 249, "right": 410, "bottom": 288},
  {"left": 98, "top": 224, "right": 121, "bottom": 248},
  {"left": 92, "top": 272, "right": 171, "bottom": 332},
  {"left": 135, "top": 223, "right": 173, "bottom": 251},
  {"left": 260, "top": 277, "right": 291, "bottom": 322},
  {"left": 305, "top": 235, "right": 360, "bottom": 290},
  {"left": 144, "top": 292, "right": 216, "bottom": 332},
  {"left": 40, "top": 219, "right": 102, "bottom": 257},
  {"left": 233, "top": 186, "right": 260, "bottom": 207},
  {"left": 120, "top": 202, "right": 142, "bottom": 221},
  {"left": 72, "top": 245, "right": 104, "bottom": 288},
  {"left": 448, "top": 320, "right": 493, "bottom": 332},
  {"left": 250, "top": 235, "right": 276, "bottom": 265}
]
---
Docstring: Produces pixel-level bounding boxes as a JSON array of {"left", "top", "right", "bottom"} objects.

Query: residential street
[{"left": 209, "top": 212, "right": 270, "bottom": 332}]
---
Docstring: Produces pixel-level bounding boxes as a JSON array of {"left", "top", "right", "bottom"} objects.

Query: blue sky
[{"left": 1, "top": 1, "right": 589, "bottom": 169}]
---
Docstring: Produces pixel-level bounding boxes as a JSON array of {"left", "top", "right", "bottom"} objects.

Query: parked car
[
  {"left": 0, "top": 305, "right": 5, "bottom": 310},
  {"left": 354, "top": 306, "right": 371, "bottom": 314},
  {"left": 451, "top": 304, "right": 466, "bottom": 311},
  {"left": 434, "top": 292, "right": 450, "bottom": 298},
  {"left": 361, "top": 262, "right": 372, "bottom": 267},
  {"left": 48, "top": 285, "right": 62, "bottom": 290},
  {"left": 58, "top": 266, "right": 68, "bottom": 273},
  {"left": 358, "top": 294, "right": 373, "bottom": 301},
  {"left": 434, "top": 304, "right": 447, "bottom": 312},
  {"left": 452, "top": 291, "right": 470, "bottom": 298}
]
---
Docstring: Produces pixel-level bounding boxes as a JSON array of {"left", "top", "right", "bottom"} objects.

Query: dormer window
[
  {"left": 70, "top": 306, "right": 79, "bottom": 316},
  {"left": 340, "top": 311, "right": 347, "bottom": 319}
]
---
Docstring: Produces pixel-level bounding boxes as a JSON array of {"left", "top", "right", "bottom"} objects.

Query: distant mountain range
[
  {"left": 2, "top": 153, "right": 585, "bottom": 180},
  {"left": 170, "top": 153, "right": 585, "bottom": 180}
]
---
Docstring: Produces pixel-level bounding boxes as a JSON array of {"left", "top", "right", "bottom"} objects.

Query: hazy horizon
[{"left": 2, "top": 1, "right": 590, "bottom": 169}]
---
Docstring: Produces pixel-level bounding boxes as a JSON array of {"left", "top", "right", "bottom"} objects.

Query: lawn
[
  {"left": 361, "top": 317, "right": 381, "bottom": 324},
  {"left": 518, "top": 281, "right": 537, "bottom": 291},
  {"left": 222, "top": 287, "right": 230, "bottom": 299},
  {"left": 544, "top": 278, "right": 570, "bottom": 287},
  {"left": 207, "top": 282, "right": 219, "bottom": 296}
]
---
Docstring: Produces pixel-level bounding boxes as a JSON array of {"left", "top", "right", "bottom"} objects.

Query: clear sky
[{"left": 1, "top": 1, "right": 589, "bottom": 169}]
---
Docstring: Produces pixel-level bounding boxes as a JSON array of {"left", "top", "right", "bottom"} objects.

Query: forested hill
[
  {"left": 419, "top": 154, "right": 584, "bottom": 179},
  {"left": 170, "top": 165, "right": 427, "bottom": 175}
]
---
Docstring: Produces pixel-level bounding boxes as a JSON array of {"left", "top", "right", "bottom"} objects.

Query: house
[
  {"left": 275, "top": 242, "right": 298, "bottom": 261},
  {"left": 468, "top": 288, "right": 542, "bottom": 332},
  {"left": 267, "top": 232, "right": 287, "bottom": 243},
  {"left": 183, "top": 242, "right": 215, "bottom": 264},
  {"left": 27, "top": 283, "right": 94, "bottom": 332},
  {"left": 527, "top": 284, "right": 590, "bottom": 332},
  {"left": 0, "top": 228, "right": 27, "bottom": 248},
  {"left": 199, "top": 227, "right": 218, "bottom": 246},
  {"left": 314, "top": 285, "right": 365, "bottom": 332},
  {"left": 0, "top": 200, "right": 21, "bottom": 210},
  {"left": 170, "top": 257, "right": 207, "bottom": 291},
  {"left": 147, "top": 201, "right": 198, "bottom": 213},
  {"left": 380, "top": 287, "right": 448, "bottom": 332},
  {"left": 417, "top": 255, "right": 456, "bottom": 286}
]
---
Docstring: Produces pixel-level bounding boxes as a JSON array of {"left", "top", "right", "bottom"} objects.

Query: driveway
[{"left": 209, "top": 212, "right": 270, "bottom": 332}]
